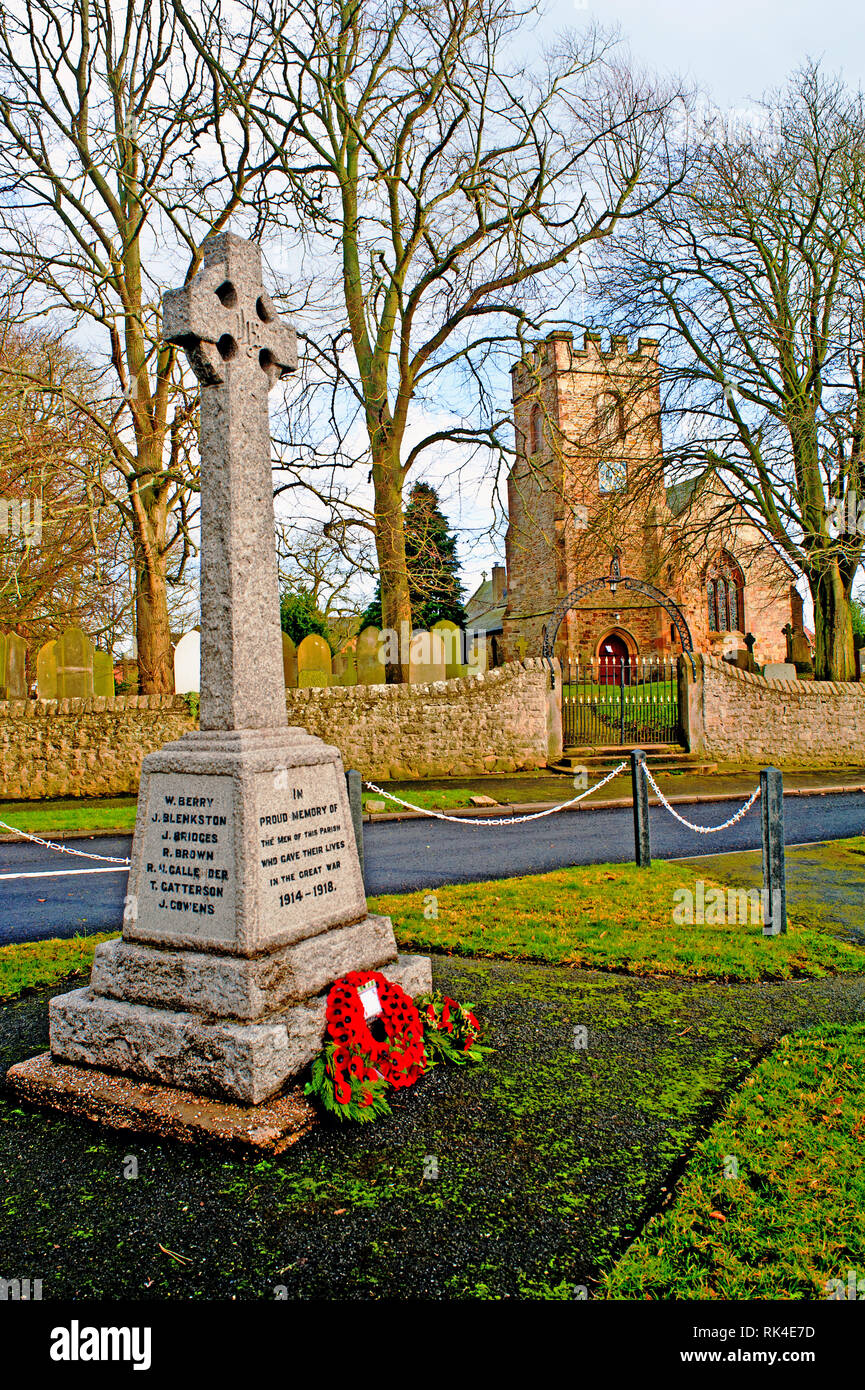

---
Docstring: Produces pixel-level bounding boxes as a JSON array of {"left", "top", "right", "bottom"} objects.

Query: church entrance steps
[{"left": 552, "top": 747, "right": 719, "bottom": 777}]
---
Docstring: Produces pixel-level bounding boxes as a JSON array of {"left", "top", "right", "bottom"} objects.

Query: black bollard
[
  {"left": 760, "top": 766, "right": 786, "bottom": 935},
  {"left": 345, "top": 768, "right": 365, "bottom": 891},
  {"left": 630, "top": 748, "right": 651, "bottom": 868}
]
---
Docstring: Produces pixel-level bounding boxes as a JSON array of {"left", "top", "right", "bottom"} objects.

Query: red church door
[{"left": 598, "top": 633, "right": 629, "bottom": 685}]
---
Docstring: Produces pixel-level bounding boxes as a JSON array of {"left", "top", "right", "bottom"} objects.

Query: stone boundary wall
[
  {"left": 284, "top": 659, "right": 561, "bottom": 779},
  {"left": 0, "top": 661, "right": 562, "bottom": 799},
  {"left": 0, "top": 695, "right": 194, "bottom": 800},
  {"left": 682, "top": 653, "right": 865, "bottom": 767}
]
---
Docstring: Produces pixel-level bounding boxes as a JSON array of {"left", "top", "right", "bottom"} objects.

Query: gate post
[
  {"left": 630, "top": 749, "right": 652, "bottom": 868},
  {"left": 760, "top": 766, "right": 786, "bottom": 935}
]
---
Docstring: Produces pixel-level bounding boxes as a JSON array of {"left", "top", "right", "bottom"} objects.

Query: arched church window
[
  {"left": 707, "top": 552, "right": 744, "bottom": 633},
  {"left": 529, "top": 405, "right": 543, "bottom": 454}
]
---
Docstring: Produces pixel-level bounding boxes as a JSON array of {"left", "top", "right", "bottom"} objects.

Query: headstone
[
  {"left": 281, "top": 632, "right": 297, "bottom": 688},
  {"left": 763, "top": 662, "right": 798, "bottom": 682},
  {"left": 297, "top": 633, "right": 332, "bottom": 687},
  {"left": 356, "top": 626, "right": 386, "bottom": 685},
  {"left": 40, "top": 232, "right": 429, "bottom": 1113},
  {"left": 173, "top": 631, "right": 201, "bottom": 694},
  {"left": 331, "top": 647, "right": 357, "bottom": 686},
  {"left": 5, "top": 633, "right": 27, "bottom": 699},
  {"left": 465, "top": 630, "right": 488, "bottom": 675},
  {"left": 432, "top": 620, "right": 466, "bottom": 679},
  {"left": 93, "top": 650, "right": 115, "bottom": 698},
  {"left": 56, "top": 627, "right": 94, "bottom": 699},
  {"left": 409, "top": 628, "right": 447, "bottom": 684},
  {"left": 36, "top": 639, "right": 58, "bottom": 699}
]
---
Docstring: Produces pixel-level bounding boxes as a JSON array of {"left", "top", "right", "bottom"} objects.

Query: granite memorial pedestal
[{"left": 7, "top": 233, "right": 430, "bottom": 1145}]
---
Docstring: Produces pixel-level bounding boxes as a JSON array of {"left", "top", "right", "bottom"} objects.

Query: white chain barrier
[
  {"left": 642, "top": 767, "right": 761, "bottom": 834},
  {"left": 363, "top": 762, "right": 629, "bottom": 827},
  {"left": 0, "top": 820, "right": 132, "bottom": 866}
]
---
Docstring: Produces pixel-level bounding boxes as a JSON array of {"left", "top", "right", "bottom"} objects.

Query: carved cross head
[{"left": 162, "top": 232, "right": 297, "bottom": 390}]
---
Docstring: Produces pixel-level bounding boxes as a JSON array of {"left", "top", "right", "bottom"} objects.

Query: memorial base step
[
  {"left": 48, "top": 953, "right": 433, "bottom": 1105},
  {"left": 6, "top": 1053, "right": 318, "bottom": 1155}
]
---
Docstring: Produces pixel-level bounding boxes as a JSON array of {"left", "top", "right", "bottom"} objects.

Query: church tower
[{"left": 502, "top": 330, "right": 674, "bottom": 663}]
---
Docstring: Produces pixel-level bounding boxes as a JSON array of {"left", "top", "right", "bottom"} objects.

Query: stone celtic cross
[{"left": 163, "top": 231, "right": 297, "bottom": 732}]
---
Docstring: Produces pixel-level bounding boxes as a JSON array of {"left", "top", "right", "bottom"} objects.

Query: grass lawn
[
  {"left": 602, "top": 1022, "right": 865, "bottom": 1299},
  {"left": 0, "top": 933, "right": 118, "bottom": 1001},
  {"left": 1, "top": 850, "right": 863, "bottom": 1003},
  {"left": 370, "top": 856, "right": 865, "bottom": 981},
  {"left": 362, "top": 786, "right": 484, "bottom": 812},
  {"left": 0, "top": 797, "right": 137, "bottom": 836}
]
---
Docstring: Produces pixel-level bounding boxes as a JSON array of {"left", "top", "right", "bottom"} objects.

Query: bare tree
[
  {"left": 0, "top": 318, "right": 132, "bottom": 659},
  {"left": 0, "top": 0, "right": 283, "bottom": 689},
  {"left": 175, "top": 0, "right": 687, "bottom": 677},
  {"left": 276, "top": 518, "right": 374, "bottom": 624},
  {"left": 595, "top": 62, "right": 865, "bottom": 680}
]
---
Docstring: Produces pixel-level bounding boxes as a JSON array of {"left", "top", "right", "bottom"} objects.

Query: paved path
[{"left": 0, "top": 789, "right": 863, "bottom": 944}]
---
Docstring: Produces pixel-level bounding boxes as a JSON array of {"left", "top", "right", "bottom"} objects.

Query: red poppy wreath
[{"left": 305, "top": 972, "right": 490, "bottom": 1123}]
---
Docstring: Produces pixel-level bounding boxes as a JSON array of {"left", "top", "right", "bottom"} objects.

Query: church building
[{"left": 501, "top": 331, "right": 801, "bottom": 669}]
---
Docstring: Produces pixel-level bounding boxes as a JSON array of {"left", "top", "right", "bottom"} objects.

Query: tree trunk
[
  {"left": 131, "top": 502, "right": 174, "bottom": 695},
  {"left": 372, "top": 454, "right": 412, "bottom": 682},
  {"left": 810, "top": 559, "right": 856, "bottom": 681}
]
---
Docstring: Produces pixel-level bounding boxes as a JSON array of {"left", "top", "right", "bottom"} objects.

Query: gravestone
[
  {"left": 331, "top": 647, "right": 357, "bottom": 686},
  {"left": 409, "top": 628, "right": 447, "bottom": 684},
  {"left": 356, "top": 626, "right": 386, "bottom": 684},
  {"left": 763, "top": 662, "right": 798, "bottom": 682},
  {"left": 36, "top": 640, "right": 58, "bottom": 699},
  {"left": 26, "top": 233, "right": 429, "bottom": 1124},
  {"left": 432, "top": 619, "right": 466, "bottom": 679},
  {"left": 173, "top": 630, "right": 201, "bottom": 695},
  {"left": 297, "top": 633, "right": 331, "bottom": 687},
  {"left": 57, "top": 627, "right": 94, "bottom": 699},
  {"left": 93, "top": 650, "right": 115, "bottom": 698},
  {"left": 5, "top": 633, "right": 27, "bottom": 699},
  {"left": 282, "top": 632, "right": 298, "bottom": 688},
  {"left": 465, "top": 630, "right": 488, "bottom": 675}
]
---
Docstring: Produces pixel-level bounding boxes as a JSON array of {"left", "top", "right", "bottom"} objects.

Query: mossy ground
[{"left": 2, "top": 956, "right": 864, "bottom": 1299}]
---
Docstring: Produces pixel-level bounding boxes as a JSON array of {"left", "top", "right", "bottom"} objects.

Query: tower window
[
  {"left": 529, "top": 405, "right": 543, "bottom": 454},
  {"left": 595, "top": 391, "right": 626, "bottom": 443}
]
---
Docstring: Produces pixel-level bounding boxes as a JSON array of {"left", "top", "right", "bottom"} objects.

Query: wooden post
[
  {"left": 630, "top": 748, "right": 651, "bottom": 868},
  {"left": 760, "top": 766, "right": 786, "bottom": 935}
]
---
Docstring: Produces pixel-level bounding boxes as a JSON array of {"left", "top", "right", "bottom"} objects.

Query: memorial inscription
[
  {"left": 254, "top": 765, "right": 362, "bottom": 932},
  {"left": 134, "top": 774, "right": 237, "bottom": 944}
]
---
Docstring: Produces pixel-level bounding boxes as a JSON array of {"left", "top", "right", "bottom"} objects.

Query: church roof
[
  {"left": 665, "top": 468, "right": 800, "bottom": 579},
  {"left": 665, "top": 474, "right": 704, "bottom": 516}
]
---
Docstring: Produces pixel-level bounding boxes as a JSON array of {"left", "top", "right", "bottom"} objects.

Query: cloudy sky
[{"left": 449, "top": 0, "right": 861, "bottom": 605}]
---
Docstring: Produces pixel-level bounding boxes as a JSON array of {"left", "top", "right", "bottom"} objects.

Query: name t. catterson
[{"left": 50, "top": 1321, "right": 151, "bottom": 1371}]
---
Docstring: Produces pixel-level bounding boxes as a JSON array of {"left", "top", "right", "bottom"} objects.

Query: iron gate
[{"left": 562, "top": 655, "right": 680, "bottom": 746}]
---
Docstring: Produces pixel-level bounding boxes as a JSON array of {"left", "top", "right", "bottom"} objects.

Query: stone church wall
[{"left": 682, "top": 654, "right": 865, "bottom": 766}]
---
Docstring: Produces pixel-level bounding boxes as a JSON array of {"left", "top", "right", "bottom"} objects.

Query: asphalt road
[{"left": 1, "top": 789, "right": 863, "bottom": 945}]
